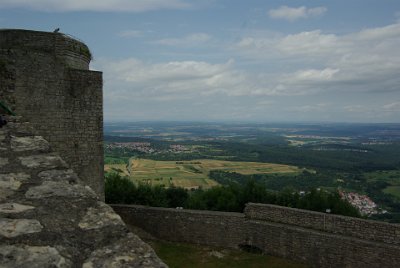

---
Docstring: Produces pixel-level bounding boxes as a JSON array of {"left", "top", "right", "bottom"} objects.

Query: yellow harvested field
[
  {"left": 104, "top": 164, "right": 130, "bottom": 176},
  {"left": 125, "top": 158, "right": 303, "bottom": 188}
]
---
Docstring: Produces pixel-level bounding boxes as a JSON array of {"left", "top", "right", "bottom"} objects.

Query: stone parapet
[{"left": 0, "top": 29, "right": 90, "bottom": 69}]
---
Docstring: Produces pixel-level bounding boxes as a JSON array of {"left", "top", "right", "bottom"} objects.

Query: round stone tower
[{"left": 0, "top": 29, "right": 104, "bottom": 198}]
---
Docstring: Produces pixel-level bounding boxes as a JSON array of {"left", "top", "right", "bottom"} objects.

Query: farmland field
[
  {"left": 106, "top": 158, "right": 304, "bottom": 189},
  {"left": 365, "top": 170, "right": 400, "bottom": 199},
  {"left": 383, "top": 186, "right": 400, "bottom": 199},
  {"left": 104, "top": 164, "right": 130, "bottom": 177}
]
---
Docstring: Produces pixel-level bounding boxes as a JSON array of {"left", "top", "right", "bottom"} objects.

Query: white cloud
[
  {"left": 268, "top": 6, "right": 327, "bottom": 21},
  {"left": 383, "top": 102, "right": 400, "bottom": 111},
  {"left": 233, "top": 23, "right": 400, "bottom": 95},
  {"left": 154, "top": 33, "right": 211, "bottom": 46},
  {"left": 95, "top": 21, "right": 400, "bottom": 122},
  {"left": 354, "top": 23, "right": 400, "bottom": 41},
  {"left": 287, "top": 103, "right": 329, "bottom": 113},
  {"left": 257, "top": 100, "right": 275, "bottom": 106},
  {"left": 292, "top": 68, "right": 339, "bottom": 82},
  {"left": 343, "top": 105, "right": 370, "bottom": 113},
  {"left": 117, "top": 30, "right": 142, "bottom": 38},
  {"left": 0, "top": 0, "right": 192, "bottom": 12},
  {"left": 96, "top": 57, "right": 292, "bottom": 105},
  {"left": 97, "top": 21, "right": 400, "bottom": 109},
  {"left": 99, "top": 58, "right": 231, "bottom": 96}
]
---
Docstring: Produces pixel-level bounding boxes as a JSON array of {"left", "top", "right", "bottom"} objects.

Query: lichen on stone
[
  {"left": 0, "top": 173, "right": 30, "bottom": 201},
  {"left": 0, "top": 157, "right": 8, "bottom": 168},
  {"left": 11, "top": 135, "right": 50, "bottom": 152},
  {"left": 19, "top": 154, "right": 67, "bottom": 169},
  {"left": 0, "top": 202, "right": 35, "bottom": 213},
  {"left": 78, "top": 202, "right": 124, "bottom": 230},
  {"left": 0, "top": 245, "right": 71, "bottom": 268},
  {"left": 82, "top": 233, "right": 167, "bottom": 268},
  {"left": 38, "top": 169, "right": 79, "bottom": 184},
  {"left": 0, "top": 173, "right": 30, "bottom": 189},
  {"left": 0, "top": 218, "right": 43, "bottom": 238},
  {"left": 25, "top": 181, "right": 96, "bottom": 199}
]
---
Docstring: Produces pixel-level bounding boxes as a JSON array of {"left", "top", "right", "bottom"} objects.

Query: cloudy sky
[{"left": 1, "top": 0, "right": 400, "bottom": 123}]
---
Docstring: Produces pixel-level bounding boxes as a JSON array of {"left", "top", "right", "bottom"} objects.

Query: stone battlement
[{"left": 0, "top": 29, "right": 91, "bottom": 70}]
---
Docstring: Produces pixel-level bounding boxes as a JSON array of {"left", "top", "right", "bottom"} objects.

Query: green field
[
  {"left": 149, "top": 240, "right": 308, "bottom": 268},
  {"left": 383, "top": 186, "right": 400, "bottom": 199},
  {"left": 365, "top": 170, "right": 400, "bottom": 199},
  {"left": 365, "top": 170, "right": 400, "bottom": 183},
  {"left": 105, "top": 158, "right": 304, "bottom": 189}
]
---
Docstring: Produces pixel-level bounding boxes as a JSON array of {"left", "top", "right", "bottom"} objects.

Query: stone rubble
[{"left": 0, "top": 116, "right": 167, "bottom": 267}]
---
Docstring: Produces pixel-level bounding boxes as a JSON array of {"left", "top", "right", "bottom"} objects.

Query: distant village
[
  {"left": 106, "top": 142, "right": 193, "bottom": 154},
  {"left": 339, "top": 190, "right": 386, "bottom": 216}
]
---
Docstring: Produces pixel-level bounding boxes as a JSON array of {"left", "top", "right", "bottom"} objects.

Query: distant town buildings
[
  {"left": 169, "top": 144, "right": 190, "bottom": 152},
  {"left": 339, "top": 190, "right": 385, "bottom": 216},
  {"left": 106, "top": 142, "right": 155, "bottom": 153},
  {"left": 106, "top": 142, "right": 194, "bottom": 154}
]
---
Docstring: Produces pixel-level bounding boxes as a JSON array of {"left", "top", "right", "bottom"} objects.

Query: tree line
[{"left": 105, "top": 172, "right": 360, "bottom": 217}]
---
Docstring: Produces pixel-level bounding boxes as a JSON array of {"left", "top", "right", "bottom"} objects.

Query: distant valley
[{"left": 104, "top": 121, "right": 400, "bottom": 222}]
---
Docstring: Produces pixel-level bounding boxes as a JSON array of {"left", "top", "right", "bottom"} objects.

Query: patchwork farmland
[{"left": 105, "top": 158, "right": 304, "bottom": 189}]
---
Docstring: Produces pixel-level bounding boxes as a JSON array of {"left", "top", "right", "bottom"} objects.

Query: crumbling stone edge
[{"left": 0, "top": 116, "right": 167, "bottom": 267}]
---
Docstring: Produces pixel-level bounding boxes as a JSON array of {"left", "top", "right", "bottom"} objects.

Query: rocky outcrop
[{"left": 0, "top": 116, "right": 167, "bottom": 267}]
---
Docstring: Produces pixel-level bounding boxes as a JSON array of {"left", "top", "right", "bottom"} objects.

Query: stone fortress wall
[
  {"left": 0, "top": 29, "right": 103, "bottom": 198},
  {"left": 0, "top": 30, "right": 166, "bottom": 267},
  {"left": 112, "top": 203, "right": 400, "bottom": 268}
]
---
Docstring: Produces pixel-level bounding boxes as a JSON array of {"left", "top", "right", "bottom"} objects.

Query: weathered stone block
[
  {"left": 0, "top": 218, "right": 43, "bottom": 238},
  {"left": 82, "top": 233, "right": 167, "bottom": 268},
  {"left": 0, "top": 157, "right": 8, "bottom": 167},
  {"left": 0, "top": 202, "right": 35, "bottom": 213},
  {"left": 38, "top": 169, "right": 78, "bottom": 184},
  {"left": 0, "top": 245, "right": 71, "bottom": 268},
  {"left": 25, "top": 181, "right": 96, "bottom": 199},
  {"left": 0, "top": 173, "right": 30, "bottom": 201},
  {"left": 79, "top": 202, "right": 124, "bottom": 230},
  {"left": 19, "top": 154, "right": 68, "bottom": 169},
  {"left": 11, "top": 136, "right": 50, "bottom": 152}
]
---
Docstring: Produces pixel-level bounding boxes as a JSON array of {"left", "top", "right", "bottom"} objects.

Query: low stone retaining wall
[
  {"left": 112, "top": 203, "right": 400, "bottom": 268},
  {"left": 113, "top": 205, "right": 246, "bottom": 248},
  {"left": 245, "top": 203, "right": 400, "bottom": 245}
]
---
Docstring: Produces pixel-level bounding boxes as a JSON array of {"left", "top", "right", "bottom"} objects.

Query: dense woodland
[{"left": 106, "top": 172, "right": 360, "bottom": 217}]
